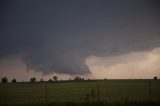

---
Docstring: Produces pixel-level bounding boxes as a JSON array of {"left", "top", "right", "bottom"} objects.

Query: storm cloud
[{"left": 1, "top": 0, "right": 160, "bottom": 75}]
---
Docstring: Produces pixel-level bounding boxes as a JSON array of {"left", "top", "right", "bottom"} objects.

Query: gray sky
[{"left": 0, "top": 0, "right": 160, "bottom": 81}]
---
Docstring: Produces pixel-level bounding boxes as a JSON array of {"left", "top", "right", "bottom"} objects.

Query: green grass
[{"left": 0, "top": 80, "right": 160, "bottom": 106}]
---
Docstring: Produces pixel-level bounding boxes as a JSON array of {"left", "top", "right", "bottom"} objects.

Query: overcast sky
[{"left": 0, "top": 0, "right": 160, "bottom": 81}]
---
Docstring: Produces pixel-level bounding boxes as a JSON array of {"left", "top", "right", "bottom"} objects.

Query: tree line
[
  {"left": 1, "top": 76, "right": 159, "bottom": 83},
  {"left": 0, "top": 76, "right": 86, "bottom": 83}
]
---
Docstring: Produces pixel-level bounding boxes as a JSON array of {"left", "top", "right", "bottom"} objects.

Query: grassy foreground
[{"left": 0, "top": 80, "right": 160, "bottom": 106}]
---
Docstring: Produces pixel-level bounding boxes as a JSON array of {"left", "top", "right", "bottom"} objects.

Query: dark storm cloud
[{"left": 0, "top": 0, "right": 160, "bottom": 75}]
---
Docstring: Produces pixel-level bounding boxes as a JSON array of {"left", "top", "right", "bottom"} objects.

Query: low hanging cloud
[
  {"left": 86, "top": 47, "right": 160, "bottom": 79},
  {"left": 0, "top": 55, "right": 74, "bottom": 81},
  {"left": 22, "top": 51, "right": 91, "bottom": 75}
]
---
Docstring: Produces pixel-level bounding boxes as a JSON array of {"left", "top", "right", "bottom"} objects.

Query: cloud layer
[{"left": 0, "top": 0, "right": 160, "bottom": 76}]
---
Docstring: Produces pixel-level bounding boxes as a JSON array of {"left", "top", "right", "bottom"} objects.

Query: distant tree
[
  {"left": 12, "top": 78, "right": 16, "bottom": 83},
  {"left": 104, "top": 78, "right": 108, "bottom": 80},
  {"left": 1, "top": 77, "right": 8, "bottom": 83},
  {"left": 48, "top": 79, "right": 52, "bottom": 82},
  {"left": 30, "top": 77, "right": 36, "bottom": 82},
  {"left": 40, "top": 78, "right": 43, "bottom": 82},
  {"left": 154, "top": 76, "right": 157, "bottom": 80},
  {"left": 53, "top": 76, "right": 58, "bottom": 81},
  {"left": 74, "top": 76, "right": 81, "bottom": 81}
]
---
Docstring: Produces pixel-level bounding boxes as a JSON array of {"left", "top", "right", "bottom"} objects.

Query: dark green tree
[
  {"left": 40, "top": 78, "right": 43, "bottom": 82},
  {"left": 74, "top": 76, "right": 81, "bottom": 81},
  {"left": 48, "top": 79, "right": 52, "bottom": 82},
  {"left": 12, "top": 78, "right": 16, "bottom": 83},
  {"left": 53, "top": 76, "right": 58, "bottom": 81},
  {"left": 154, "top": 76, "right": 157, "bottom": 80},
  {"left": 30, "top": 77, "right": 36, "bottom": 82},
  {"left": 1, "top": 77, "right": 8, "bottom": 83}
]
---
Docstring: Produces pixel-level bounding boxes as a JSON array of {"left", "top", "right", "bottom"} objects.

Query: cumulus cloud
[{"left": 86, "top": 47, "right": 160, "bottom": 79}]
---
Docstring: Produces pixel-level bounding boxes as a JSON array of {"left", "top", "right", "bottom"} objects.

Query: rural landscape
[
  {"left": 0, "top": 77, "right": 160, "bottom": 106},
  {"left": 1, "top": 0, "right": 160, "bottom": 106}
]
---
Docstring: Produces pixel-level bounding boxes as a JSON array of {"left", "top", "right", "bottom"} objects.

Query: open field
[{"left": 0, "top": 80, "right": 160, "bottom": 106}]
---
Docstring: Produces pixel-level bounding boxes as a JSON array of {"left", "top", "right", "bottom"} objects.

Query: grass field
[{"left": 0, "top": 80, "right": 160, "bottom": 106}]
